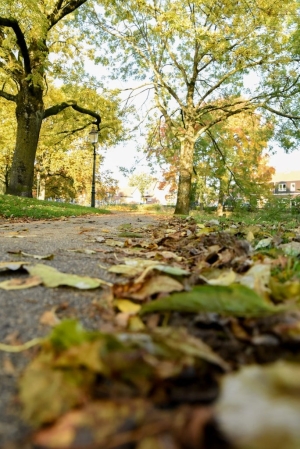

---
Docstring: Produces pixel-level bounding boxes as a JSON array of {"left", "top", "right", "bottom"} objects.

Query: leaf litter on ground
[{"left": 3, "top": 215, "right": 300, "bottom": 447}]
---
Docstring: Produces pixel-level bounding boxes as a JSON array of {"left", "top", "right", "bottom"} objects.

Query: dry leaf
[
  {"left": 0, "top": 276, "right": 42, "bottom": 290},
  {"left": 40, "top": 310, "right": 61, "bottom": 327},
  {"left": 131, "top": 275, "right": 183, "bottom": 300}
]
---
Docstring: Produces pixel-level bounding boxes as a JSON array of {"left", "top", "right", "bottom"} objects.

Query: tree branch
[
  {"left": 48, "top": 0, "right": 88, "bottom": 29},
  {"left": 207, "top": 129, "right": 246, "bottom": 194},
  {"left": 259, "top": 104, "right": 300, "bottom": 120},
  {"left": 0, "top": 17, "right": 31, "bottom": 74},
  {"left": 0, "top": 89, "right": 17, "bottom": 102},
  {"left": 43, "top": 101, "right": 101, "bottom": 129}
]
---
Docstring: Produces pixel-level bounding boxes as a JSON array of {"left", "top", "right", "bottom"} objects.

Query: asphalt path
[{"left": 0, "top": 212, "right": 161, "bottom": 447}]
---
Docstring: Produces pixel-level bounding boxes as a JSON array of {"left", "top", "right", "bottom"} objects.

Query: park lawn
[{"left": 0, "top": 195, "right": 111, "bottom": 219}]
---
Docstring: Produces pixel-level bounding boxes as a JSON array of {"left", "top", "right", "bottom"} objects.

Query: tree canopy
[{"left": 84, "top": 0, "right": 300, "bottom": 213}]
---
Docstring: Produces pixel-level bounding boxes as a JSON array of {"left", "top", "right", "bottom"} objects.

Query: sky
[
  {"left": 100, "top": 142, "right": 300, "bottom": 186},
  {"left": 269, "top": 148, "right": 300, "bottom": 174}
]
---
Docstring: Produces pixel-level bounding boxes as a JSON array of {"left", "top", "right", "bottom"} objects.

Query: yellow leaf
[
  {"left": 205, "top": 269, "right": 237, "bottom": 286},
  {"left": 246, "top": 231, "right": 255, "bottom": 243},
  {"left": 196, "top": 227, "right": 211, "bottom": 236},
  {"left": 114, "top": 299, "right": 141, "bottom": 314},
  {"left": 128, "top": 316, "right": 145, "bottom": 331}
]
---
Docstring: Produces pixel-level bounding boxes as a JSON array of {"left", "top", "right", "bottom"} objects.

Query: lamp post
[{"left": 88, "top": 126, "right": 99, "bottom": 207}]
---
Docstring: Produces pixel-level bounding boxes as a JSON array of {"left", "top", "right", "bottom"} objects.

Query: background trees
[
  {"left": 1, "top": 0, "right": 299, "bottom": 210},
  {"left": 129, "top": 172, "right": 156, "bottom": 201},
  {"left": 33, "top": 83, "right": 124, "bottom": 201},
  {"left": 85, "top": 0, "right": 299, "bottom": 214},
  {"left": 146, "top": 109, "right": 275, "bottom": 211}
]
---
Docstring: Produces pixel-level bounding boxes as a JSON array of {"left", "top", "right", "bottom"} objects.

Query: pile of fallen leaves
[{"left": 2, "top": 216, "right": 300, "bottom": 449}]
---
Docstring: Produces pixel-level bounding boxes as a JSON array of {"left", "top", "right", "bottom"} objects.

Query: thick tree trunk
[
  {"left": 7, "top": 84, "right": 44, "bottom": 197},
  {"left": 174, "top": 133, "right": 195, "bottom": 215}
]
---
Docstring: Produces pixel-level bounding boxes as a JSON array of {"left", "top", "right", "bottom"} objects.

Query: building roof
[{"left": 272, "top": 170, "right": 300, "bottom": 182}]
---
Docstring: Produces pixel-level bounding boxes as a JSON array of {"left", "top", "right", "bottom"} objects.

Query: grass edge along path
[{"left": 0, "top": 195, "right": 111, "bottom": 220}]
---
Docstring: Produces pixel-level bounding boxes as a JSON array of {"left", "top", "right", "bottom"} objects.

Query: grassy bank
[{"left": 0, "top": 195, "right": 111, "bottom": 220}]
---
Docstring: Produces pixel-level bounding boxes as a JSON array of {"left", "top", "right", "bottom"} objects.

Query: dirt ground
[{"left": 0, "top": 212, "right": 164, "bottom": 447}]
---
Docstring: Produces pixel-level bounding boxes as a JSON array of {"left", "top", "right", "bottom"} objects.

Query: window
[
  {"left": 291, "top": 183, "right": 296, "bottom": 192},
  {"left": 278, "top": 183, "right": 286, "bottom": 192}
]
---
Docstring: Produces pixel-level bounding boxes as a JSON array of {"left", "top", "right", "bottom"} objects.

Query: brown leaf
[
  {"left": 40, "top": 310, "right": 61, "bottom": 327},
  {"left": 2, "top": 355, "right": 16, "bottom": 376},
  {"left": 0, "top": 276, "right": 42, "bottom": 290},
  {"left": 131, "top": 275, "right": 183, "bottom": 300}
]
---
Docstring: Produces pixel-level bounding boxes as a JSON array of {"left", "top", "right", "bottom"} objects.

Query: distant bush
[
  {"left": 141, "top": 204, "right": 162, "bottom": 212},
  {"left": 258, "top": 197, "right": 293, "bottom": 221}
]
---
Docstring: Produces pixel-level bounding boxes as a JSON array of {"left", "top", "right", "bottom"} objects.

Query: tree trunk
[
  {"left": 217, "top": 178, "right": 226, "bottom": 217},
  {"left": 174, "top": 133, "right": 195, "bottom": 215},
  {"left": 7, "top": 84, "right": 44, "bottom": 197}
]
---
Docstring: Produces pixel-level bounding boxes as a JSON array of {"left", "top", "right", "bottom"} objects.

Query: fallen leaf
[
  {"left": 32, "top": 400, "right": 173, "bottom": 449},
  {"left": 40, "top": 310, "right": 61, "bottom": 327},
  {"left": 128, "top": 316, "right": 146, "bottom": 331},
  {"left": 105, "top": 239, "right": 125, "bottom": 247},
  {"left": 202, "top": 269, "right": 237, "bottom": 286},
  {"left": 8, "top": 251, "right": 54, "bottom": 260},
  {"left": 108, "top": 265, "right": 143, "bottom": 277},
  {"left": 114, "top": 312, "right": 131, "bottom": 328},
  {"left": 239, "top": 264, "right": 271, "bottom": 298},
  {"left": 255, "top": 237, "right": 273, "bottom": 250},
  {"left": 2, "top": 356, "right": 16, "bottom": 376},
  {"left": 95, "top": 236, "right": 105, "bottom": 243},
  {"left": 118, "top": 232, "right": 144, "bottom": 238},
  {"left": 20, "top": 321, "right": 225, "bottom": 426},
  {"left": 25, "top": 264, "right": 103, "bottom": 289},
  {"left": 0, "top": 261, "right": 29, "bottom": 271},
  {"left": 124, "top": 258, "right": 159, "bottom": 268},
  {"left": 114, "top": 299, "right": 141, "bottom": 314},
  {"left": 0, "top": 276, "right": 42, "bottom": 290},
  {"left": 269, "top": 278, "right": 300, "bottom": 302},
  {"left": 153, "top": 265, "right": 189, "bottom": 276},
  {"left": 109, "top": 263, "right": 189, "bottom": 279},
  {"left": 246, "top": 231, "right": 255, "bottom": 243},
  {"left": 67, "top": 249, "right": 96, "bottom": 255},
  {"left": 140, "top": 284, "right": 286, "bottom": 317},
  {"left": 279, "top": 241, "right": 300, "bottom": 257},
  {"left": 216, "top": 361, "right": 300, "bottom": 449},
  {"left": 131, "top": 275, "right": 184, "bottom": 300},
  {"left": 78, "top": 227, "right": 96, "bottom": 234}
]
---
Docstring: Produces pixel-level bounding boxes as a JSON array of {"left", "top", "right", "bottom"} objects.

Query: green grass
[
  {"left": 191, "top": 208, "right": 300, "bottom": 228},
  {"left": 0, "top": 195, "right": 111, "bottom": 219}
]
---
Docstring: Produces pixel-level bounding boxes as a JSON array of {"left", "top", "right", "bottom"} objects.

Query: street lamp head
[{"left": 88, "top": 126, "right": 99, "bottom": 144}]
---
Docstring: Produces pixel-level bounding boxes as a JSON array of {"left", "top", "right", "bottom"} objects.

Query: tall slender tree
[{"left": 88, "top": 0, "right": 300, "bottom": 214}]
